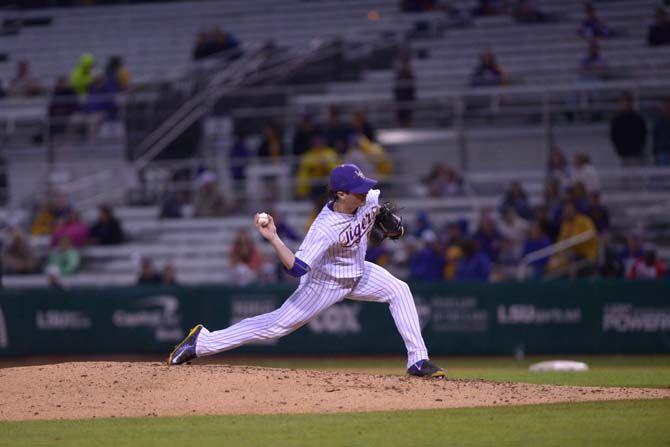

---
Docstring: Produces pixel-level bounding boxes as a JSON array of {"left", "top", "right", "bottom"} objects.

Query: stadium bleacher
[{"left": 1, "top": 0, "right": 670, "bottom": 287}]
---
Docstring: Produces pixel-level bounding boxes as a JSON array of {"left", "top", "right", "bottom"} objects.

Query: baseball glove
[{"left": 369, "top": 201, "right": 404, "bottom": 246}]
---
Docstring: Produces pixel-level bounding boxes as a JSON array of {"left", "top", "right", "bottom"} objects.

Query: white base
[{"left": 529, "top": 360, "right": 589, "bottom": 372}]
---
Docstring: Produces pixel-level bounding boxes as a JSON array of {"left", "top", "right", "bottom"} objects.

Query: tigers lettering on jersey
[{"left": 338, "top": 206, "right": 379, "bottom": 247}]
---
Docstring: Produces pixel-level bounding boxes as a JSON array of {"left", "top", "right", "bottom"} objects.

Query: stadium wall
[{"left": 0, "top": 281, "right": 668, "bottom": 357}]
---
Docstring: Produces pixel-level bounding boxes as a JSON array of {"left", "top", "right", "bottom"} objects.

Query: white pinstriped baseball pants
[{"left": 196, "top": 262, "right": 429, "bottom": 367}]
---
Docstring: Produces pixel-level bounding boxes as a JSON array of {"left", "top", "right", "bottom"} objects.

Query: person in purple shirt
[
  {"left": 409, "top": 230, "right": 446, "bottom": 281},
  {"left": 521, "top": 222, "right": 552, "bottom": 278},
  {"left": 500, "top": 181, "right": 533, "bottom": 220},
  {"left": 455, "top": 239, "right": 491, "bottom": 281},
  {"left": 473, "top": 209, "right": 503, "bottom": 261},
  {"left": 587, "top": 192, "right": 610, "bottom": 233}
]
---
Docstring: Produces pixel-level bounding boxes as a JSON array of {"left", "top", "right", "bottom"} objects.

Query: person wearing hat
[{"left": 169, "top": 164, "right": 446, "bottom": 378}]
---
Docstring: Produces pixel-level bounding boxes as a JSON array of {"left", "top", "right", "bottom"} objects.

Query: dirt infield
[{"left": 1, "top": 361, "right": 668, "bottom": 421}]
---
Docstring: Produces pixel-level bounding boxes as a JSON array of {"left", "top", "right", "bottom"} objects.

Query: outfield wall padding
[{"left": 0, "top": 280, "right": 668, "bottom": 356}]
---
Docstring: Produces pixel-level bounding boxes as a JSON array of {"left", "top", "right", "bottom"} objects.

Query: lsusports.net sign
[{"left": 0, "top": 280, "right": 668, "bottom": 356}]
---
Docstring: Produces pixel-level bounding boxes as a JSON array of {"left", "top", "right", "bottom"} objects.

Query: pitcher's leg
[
  {"left": 347, "top": 262, "right": 428, "bottom": 367},
  {"left": 196, "top": 279, "right": 346, "bottom": 357}
]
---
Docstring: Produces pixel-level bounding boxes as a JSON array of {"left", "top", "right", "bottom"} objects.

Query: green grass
[
  {"left": 1, "top": 400, "right": 669, "bottom": 447},
  {"left": 199, "top": 354, "right": 670, "bottom": 388}
]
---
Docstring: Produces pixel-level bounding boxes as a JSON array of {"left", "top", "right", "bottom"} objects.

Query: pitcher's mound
[{"left": 1, "top": 362, "right": 668, "bottom": 421}]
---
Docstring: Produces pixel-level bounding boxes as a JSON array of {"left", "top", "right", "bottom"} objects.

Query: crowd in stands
[
  {"left": 1, "top": 53, "right": 130, "bottom": 142},
  {"left": 372, "top": 149, "right": 666, "bottom": 282},
  {"left": 221, "top": 106, "right": 391, "bottom": 206},
  {"left": 2, "top": 194, "right": 125, "bottom": 280},
  {"left": 136, "top": 257, "right": 177, "bottom": 287}
]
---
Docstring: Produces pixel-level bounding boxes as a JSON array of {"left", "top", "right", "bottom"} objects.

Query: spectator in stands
[
  {"left": 351, "top": 110, "right": 376, "bottom": 142},
  {"left": 8, "top": 60, "right": 43, "bottom": 97},
  {"left": 412, "top": 210, "right": 433, "bottom": 238},
  {"left": 497, "top": 206, "right": 530, "bottom": 260},
  {"left": 444, "top": 244, "right": 463, "bottom": 280},
  {"left": 492, "top": 238, "right": 520, "bottom": 281},
  {"left": 230, "top": 229, "right": 265, "bottom": 286},
  {"left": 500, "top": 181, "right": 533, "bottom": 220},
  {"left": 48, "top": 76, "right": 78, "bottom": 137},
  {"left": 256, "top": 125, "right": 284, "bottom": 160},
  {"left": 628, "top": 248, "right": 666, "bottom": 279},
  {"left": 366, "top": 243, "right": 391, "bottom": 267},
  {"left": 30, "top": 193, "right": 72, "bottom": 236},
  {"left": 534, "top": 205, "right": 560, "bottom": 242},
  {"left": 571, "top": 153, "right": 600, "bottom": 193},
  {"left": 2, "top": 227, "right": 37, "bottom": 274},
  {"left": 567, "top": 181, "right": 590, "bottom": 214},
  {"left": 521, "top": 221, "right": 552, "bottom": 278},
  {"left": 547, "top": 149, "right": 570, "bottom": 190},
  {"left": 577, "top": 3, "right": 610, "bottom": 39},
  {"left": 71, "top": 75, "right": 118, "bottom": 140},
  {"left": 579, "top": 39, "right": 609, "bottom": 82},
  {"left": 295, "top": 136, "right": 340, "bottom": 199},
  {"left": 610, "top": 92, "right": 647, "bottom": 166},
  {"left": 193, "top": 27, "right": 241, "bottom": 61},
  {"left": 394, "top": 54, "right": 415, "bottom": 127},
  {"left": 473, "top": 209, "right": 503, "bottom": 262},
  {"left": 455, "top": 239, "right": 491, "bottom": 281},
  {"left": 442, "top": 220, "right": 466, "bottom": 250},
  {"left": 424, "top": 163, "right": 463, "bottom": 197},
  {"left": 600, "top": 243, "right": 624, "bottom": 278},
  {"left": 47, "top": 236, "right": 80, "bottom": 276},
  {"left": 653, "top": 97, "right": 670, "bottom": 165},
  {"left": 193, "top": 31, "right": 212, "bottom": 61},
  {"left": 160, "top": 190, "right": 187, "bottom": 219},
  {"left": 409, "top": 229, "right": 446, "bottom": 281},
  {"left": 292, "top": 114, "right": 320, "bottom": 156},
  {"left": 88, "top": 205, "right": 124, "bottom": 245},
  {"left": 31, "top": 203, "right": 57, "bottom": 236},
  {"left": 549, "top": 202, "right": 598, "bottom": 275},
  {"left": 70, "top": 53, "right": 96, "bottom": 97},
  {"left": 648, "top": 7, "right": 670, "bottom": 46},
  {"left": 51, "top": 211, "right": 88, "bottom": 248},
  {"left": 587, "top": 191, "right": 610, "bottom": 233},
  {"left": 470, "top": 49, "right": 507, "bottom": 87},
  {"left": 542, "top": 178, "right": 563, "bottom": 224},
  {"left": 104, "top": 56, "right": 131, "bottom": 92},
  {"left": 621, "top": 233, "right": 644, "bottom": 275},
  {"left": 193, "top": 171, "right": 229, "bottom": 217},
  {"left": 323, "top": 105, "right": 350, "bottom": 153},
  {"left": 343, "top": 135, "right": 393, "bottom": 181},
  {"left": 162, "top": 262, "right": 178, "bottom": 286},
  {"left": 137, "top": 257, "right": 162, "bottom": 285}
]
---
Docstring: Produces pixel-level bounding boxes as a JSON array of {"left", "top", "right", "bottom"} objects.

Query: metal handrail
[{"left": 516, "top": 230, "right": 596, "bottom": 280}]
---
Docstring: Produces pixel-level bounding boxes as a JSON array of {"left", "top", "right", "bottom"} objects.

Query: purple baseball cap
[{"left": 329, "top": 164, "right": 378, "bottom": 194}]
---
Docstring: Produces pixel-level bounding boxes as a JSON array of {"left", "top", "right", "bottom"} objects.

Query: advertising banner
[{"left": 0, "top": 280, "right": 668, "bottom": 356}]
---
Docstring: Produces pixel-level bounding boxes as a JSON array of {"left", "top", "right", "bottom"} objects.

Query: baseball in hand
[{"left": 257, "top": 212, "right": 270, "bottom": 227}]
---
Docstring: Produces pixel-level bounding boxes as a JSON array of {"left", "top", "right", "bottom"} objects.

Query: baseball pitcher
[{"left": 168, "top": 164, "right": 446, "bottom": 378}]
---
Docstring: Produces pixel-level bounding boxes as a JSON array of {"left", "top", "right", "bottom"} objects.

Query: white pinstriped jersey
[{"left": 295, "top": 189, "right": 380, "bottom": 279}]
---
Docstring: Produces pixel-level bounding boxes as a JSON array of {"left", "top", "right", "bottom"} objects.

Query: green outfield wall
[{"left": 0, "top": 280, "right": 668, "bottom": 356}]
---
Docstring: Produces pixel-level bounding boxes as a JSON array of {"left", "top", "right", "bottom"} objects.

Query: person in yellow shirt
[
  {"left": 549, "top": 202, "right": 598, "bottom": 274},
  {"left": 342, "top": 135, "right": 393, "bottom": 187},
  {"left": 70, "top": 53, "right": 96, "bottom": 97},
  {"left": 295, "top": 137, "right": 340, "bottom": 199}
]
